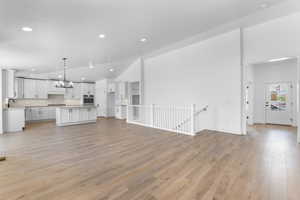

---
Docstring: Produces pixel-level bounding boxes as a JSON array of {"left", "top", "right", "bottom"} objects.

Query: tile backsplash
[{"left": 10, "top": 94, "right": 81, "bottom": 107}]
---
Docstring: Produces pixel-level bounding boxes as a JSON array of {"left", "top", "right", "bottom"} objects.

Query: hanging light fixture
[{"left": 55, "top": 58, "right": 74, "bottom": 88}]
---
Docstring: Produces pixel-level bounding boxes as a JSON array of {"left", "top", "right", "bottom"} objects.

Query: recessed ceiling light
[
  {"left": 89, "top": 65, "right": 94, "bottom": 69},
  {"left": 140, "top": 38, "right": 147, "bottom": 42},
  {"left": 109, "top": 68, "right": 114, "bottom": 72},
  {"left": 260, "top": 3, "right": 268, "bottom": 9},
  {"left": 58, "top": 74, "right": 62, "bottom": 78},
  {"left": 81, "top": 77, "right": 85, "bottom": 81},
  {"left": 22, "top": 27, "right": 33, "bottom": 32},
  {"left": 31, "top": 68, "right": 36, "bottom": 72},
  {"left": 99, "top": 34, "right": 106, "bottom": 39}
]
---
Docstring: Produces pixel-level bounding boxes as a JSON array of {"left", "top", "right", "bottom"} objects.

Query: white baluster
[{"left": 191, "top": 104, "right": 195, "bottom": 135}]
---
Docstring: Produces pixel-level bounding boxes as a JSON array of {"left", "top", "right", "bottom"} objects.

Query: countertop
[
  {"left": 56, "top": 105, "right": 97, "bottom": 109},
  {"left": 6, "top": 105, "right": 96, "bottom": 109},
  {"left": 3, "top": 107, "right": 25, "bottom": 110}
]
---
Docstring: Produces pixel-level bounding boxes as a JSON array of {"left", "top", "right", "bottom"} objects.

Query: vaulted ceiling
[{"left": 0, "top": 0, "right": 292, "bottom": 81}]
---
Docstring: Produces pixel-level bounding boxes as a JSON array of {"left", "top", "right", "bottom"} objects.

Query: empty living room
[{"left": 1, "top": 0, "right": 300, "bottom": 199}]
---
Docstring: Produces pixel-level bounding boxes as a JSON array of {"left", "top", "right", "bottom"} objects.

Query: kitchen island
[{"left": 56, "top": 106, "right": 97, "bottom": 127}]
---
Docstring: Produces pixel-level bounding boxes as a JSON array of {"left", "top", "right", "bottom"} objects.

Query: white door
[{"left": 265, "top": 82, "right": 292, "bottom": 125}]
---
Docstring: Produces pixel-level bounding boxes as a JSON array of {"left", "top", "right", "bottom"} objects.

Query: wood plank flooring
[{"left": 0, "top": 119, "right": 299, "bottom": 200}]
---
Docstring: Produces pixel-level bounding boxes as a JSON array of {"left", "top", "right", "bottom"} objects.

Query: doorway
[
  {"left": 244, "top": 57, "right": 299, "bottom": 142},
  {"left": 265, "top": 82, "right": 292, "bottom": 125}
]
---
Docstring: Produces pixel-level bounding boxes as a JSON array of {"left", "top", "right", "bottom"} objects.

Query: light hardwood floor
[{"left": 0, "top": 119, "right": 299, "bottom": 200}]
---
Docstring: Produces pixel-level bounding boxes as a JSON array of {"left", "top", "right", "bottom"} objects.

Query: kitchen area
[{"left": 2, "top": 69, "right": 97, "bottom": 133}]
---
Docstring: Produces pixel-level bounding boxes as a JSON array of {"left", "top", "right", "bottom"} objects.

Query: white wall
[
  {"left": 252, "top": 59, "right": 297, "bottom": 125},
  {"left": 115, "top": 59, "right": 141, "bottom": 82},
  {"left": 116, "top": 12, "right": 300, "bottom": 136},
  {"left": 244, "top": 12, "right": 300, "bottom": 142},
  {"left": 144, "top": 30, "right": 242, "bottom": 134},
  {"left": 244, "top": 12, "right": 300, "bottom": 64}
]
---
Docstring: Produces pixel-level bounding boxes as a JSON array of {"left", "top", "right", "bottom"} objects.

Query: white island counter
[{"left": 56, "top": 106, "right": 97, "bottom": 126}]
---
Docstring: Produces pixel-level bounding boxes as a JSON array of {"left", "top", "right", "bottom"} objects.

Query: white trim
[
  {"left": 127, "top": 120, "right": 194, "bottom": 136},
  {"left": 297, "top": 57, "right": 300, "bottom": 143},
  {"left": 0, "top": 69, "right": 3, "bottom": 134},
  {"left": 56, "top": 120, "right": 96, "bottom": 127},
  {"left": 240, "top": 28, "right": 247, "bottom": 135}
]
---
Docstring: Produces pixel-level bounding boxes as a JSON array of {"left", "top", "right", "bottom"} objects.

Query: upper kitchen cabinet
[
  {"left": 24, "top": 79, "right": 48, "bottom": 99},
  {"left": 2, "top": 69, "right": 17, "bottom": 99},
  {"left": 23, "top": 79, "right": 36, "bottom": 98},
  {"left": 80, "top": 83, "right": 95, "bottom": 95},
  {"left": 73, "top": 83, "right": 81, "bottom": 99},
  {"left": 80, "top": 83, "right": 88, "bottom": 95},
  {"left": 108, "top": 82, "right": 116, "bottom": 93},
  {"left": 36, "top": 80, "right": 48, "bottom": 99},
  {"left": 65, "top": 83, "right": 81, "bottom": 99},
  {"left": 48, "top": 80, "right": 65, "bottom": 94},
  {"left": 15, "top": 78, "right": 24, "bottom": 99},
  {"left": 88, "top": 83, "right": 95, "bottom": 95}
]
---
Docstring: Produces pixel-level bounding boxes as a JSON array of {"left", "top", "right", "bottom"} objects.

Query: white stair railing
[
  {"left": 174, "top": 105, "right": 208, "bottom": 133},
  {"left": 126, "top": 104, "right": 208, "bottom": 136}
]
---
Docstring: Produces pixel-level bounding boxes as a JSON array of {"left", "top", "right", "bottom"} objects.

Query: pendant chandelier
[{"left": 55, "top": 58, "right": 74, "bottom": 88}]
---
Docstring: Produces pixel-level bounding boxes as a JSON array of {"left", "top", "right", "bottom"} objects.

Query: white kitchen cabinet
[
  {"left": 60, "top": 109, "right": 70, "bottom": 124},
  {"left": 65, "top": 83, "right": 81, "bottom": 99},
  {"left": 25, "top": 107, "right": 56, "bottom": 121},
  {"left": 80, "top": 83, "right": 95, "bottom": 95},
  {"left": 31, "top": 108, "right": 39, "bottom": 121},
  {"left": 15, "top": 78, "right": 24, "bottom": 99},
  {"left": 48, "top": 80, "right": 65, "bottom": 94},
  {"left": 3, "top": 70, "right": 16, "bottom": 99},
  {"left": 48, "top": 107, "right": 56, "bottom": 119},
  {"left": 3, "top": 108, "right": 25, "bottom": 133},
  {"left": 2, "top": 69, "right": 17, "bottom": 99},
  {"left": 36, "top": 80, "right": 48, "bottom": 99},
  {"left": 73, "top": 83, "right": 81, "bottom": 99},
  {"left": 65, "top": 88, "right": 73, "bottom": 99},
  {"left": 24, "top": 79, "right": 36, "bottom": 98},
  {"left": 56, "top": 106, "right": 97, "bottom": 126},
  {"left": 24, "top": 79, "right": 48, "bottom": 99},
  {"left": 108, "top": 83, "right": 116, "bottom": 93},
  {"left": 88, "top": 107, "right": 97, "bottom": 120},
  {"left": 88, "top": 84, "right": 95, "bottom": 95},
  {"left": 79, "top": 109, "right": 89, "bottom": 121},
  {"left": 80, "top": 83, "right": 89, "bottom": 95},
  {"left": 69, "top": 109, "right": 80, "bottom": 122}
]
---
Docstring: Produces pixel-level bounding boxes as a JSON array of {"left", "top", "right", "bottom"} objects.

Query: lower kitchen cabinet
[
  {"left": 3, "top": 108, "right": 25, "bottom": 133},
  {"left": 25, "top": 107, "right": 56, "bottom": 121},
  {"left": 56, "top": 106, "right": 97, "bottom": 126}
]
